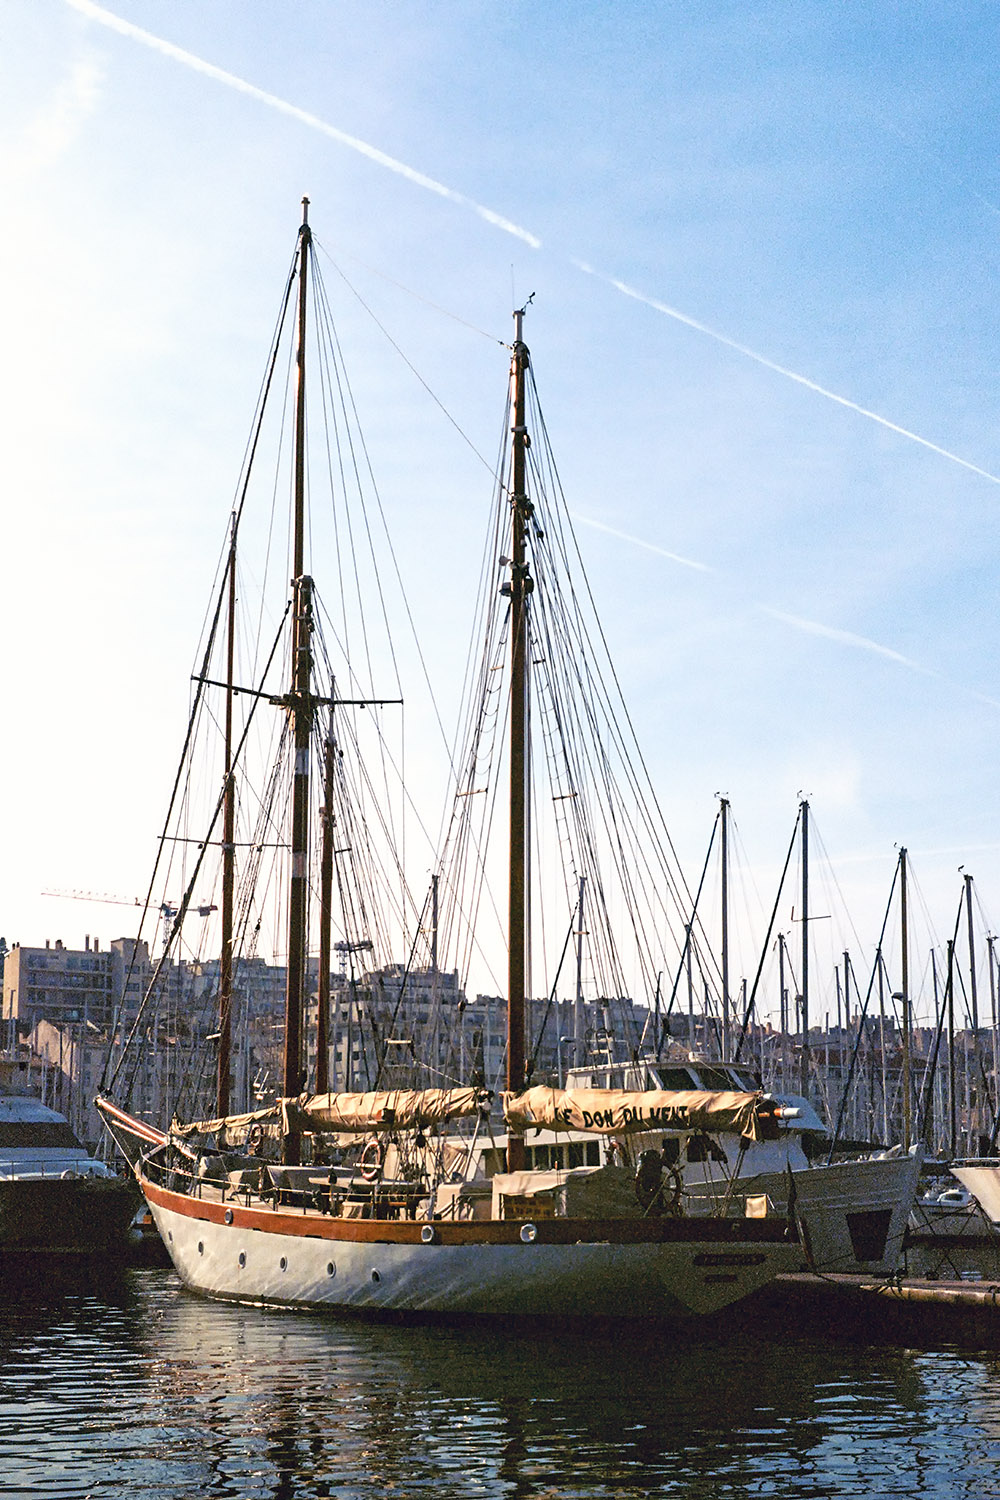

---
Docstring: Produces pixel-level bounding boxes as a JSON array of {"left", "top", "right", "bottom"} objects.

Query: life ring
[{"left": 359, "top": 1139, "right": 384, "bottom": 1182}]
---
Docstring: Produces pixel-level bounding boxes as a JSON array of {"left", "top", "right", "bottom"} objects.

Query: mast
[
  {"left": 720, "top": 796, "right": 730, "bottom": 1059},
  {"left": 574, "top": 875, "right": 586, "bottom": 1064},
  {"left": 965, "top": 872, "right": 979, "bottom": 1031},
  {"left": 216, "top": 511, "right": 237, "bottom": 1117},
  {"left": 283, "top": 197, "right": 314, "bottom": 1163},
  {"left": 506, "top": 306, "right": 532, "bottom": 1172},
  {"left": 947, "top": 937, "right": 957, "bottom": 1157},
  {"left": 899, "top": 846, "right": 911, "bottom": 1151},
  {"left": 799, "top": 797, "right": 810, "bottom": 1097},
  {"left": 316, "top": 733, "right": 335, "bottom": 1096}
]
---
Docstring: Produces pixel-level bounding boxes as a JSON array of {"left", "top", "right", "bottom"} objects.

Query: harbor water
[{"left": 2, "top": 1264, "right": 1000, "bottom": 1498}]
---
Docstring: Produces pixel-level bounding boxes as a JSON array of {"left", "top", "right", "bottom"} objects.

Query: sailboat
[{"left": 97, "top": 202, "right": 803, "bottom": 1317}]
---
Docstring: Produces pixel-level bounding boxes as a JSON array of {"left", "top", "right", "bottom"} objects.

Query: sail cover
[
  {"left": 503, "top": 1086, "right": 773, "bottom": 1141},
  {"left": 283, "top": 1087, "right": 491, "bottom": 1134},
  {"left": 173, "top": 1088, "right": 490, "bottom": 1143}
]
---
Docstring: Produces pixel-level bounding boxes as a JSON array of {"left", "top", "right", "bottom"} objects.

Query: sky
[{"left": 3, "top": 0, "right": 1000, "bottom": 1028}]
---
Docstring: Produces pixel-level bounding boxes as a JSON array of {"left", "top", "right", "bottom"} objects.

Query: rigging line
[
  {"left": 313, "top": 274, "right": 410, "bottom": 867},
  {"left": 733, "top": 809, "right": 803, "bottom": 1063},
  {"left": 315, "top": 238, "right": 504, "bottom": 346},
  {"left": 319, "top": 249, "right": 502, "bottom": 480},
  {"left": 664, "top": 816, "right": 720, "bottom": 1028},
  {"left": 528, "top": 908, "right": 579, "bottom": 1075},
  {"left": 431, "top": 438, "right": 511, "bottom": 862},
  {"left": 826, "top": 861, "right": 901, "bottom": 1160},
  {"left": 527, "top": 402, "right": 706, "bottom": 947},
  {"left": 105, "top": 611, "right": 292, "bottom": 1094},
  {"left": 314, "top": 253, "right": 493, "bottom": 808},
  {"left": 809, "top": 816, "right": 872, "bottom": 963}
]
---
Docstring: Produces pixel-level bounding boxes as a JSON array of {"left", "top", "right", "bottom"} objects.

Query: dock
[{"left": 725, "top": 1269, "right": 1000, "bottom": 1346}]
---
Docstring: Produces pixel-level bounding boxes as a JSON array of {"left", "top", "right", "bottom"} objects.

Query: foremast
[
  {"left": 507, "top": 307, "right": 532, "bottom": 1171},
  {"left": 283, "top": 196, "right": 314, "bottom": 1162}
]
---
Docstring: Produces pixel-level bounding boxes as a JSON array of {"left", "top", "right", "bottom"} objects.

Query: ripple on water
[{"left": 2, "top": 1267, "right": 1000, "bottom": 1497}]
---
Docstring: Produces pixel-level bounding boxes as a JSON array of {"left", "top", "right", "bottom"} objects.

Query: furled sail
[
  {"left": 503, "top": 1086, "right": 777, "bottom": 1141},
  {"left": 172, "top": 1087, "right": 491, "bottom": 1146},
  {"left": 284, "top": 1087, "right": 492, "bottom": 1134}
]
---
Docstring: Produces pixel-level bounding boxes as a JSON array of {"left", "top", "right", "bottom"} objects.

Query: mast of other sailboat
[{"left": 506, "top": 306, "right": 531, "bottom": 1171}]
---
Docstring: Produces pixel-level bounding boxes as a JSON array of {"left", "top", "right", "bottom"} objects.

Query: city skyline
[{"left": 3, "top": 3, "right": 1000, "bottom": 1027}]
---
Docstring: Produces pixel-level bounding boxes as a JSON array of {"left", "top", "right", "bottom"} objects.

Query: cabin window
[
  {"left": 693, "top": 1066, "right": 736, "bottom": 1092},
  {"left": 586, "top": 1142, "right": 600, "bottom": 1166},
  {"left": 568, "top": 1143, "right": 584, "bottom": 1168},
  {"left": 660, "top": 1137, "right": 680, "bottom": 1166},
  {"left": 656, "top": 1067, "right": 694, "bottom": 1091}
]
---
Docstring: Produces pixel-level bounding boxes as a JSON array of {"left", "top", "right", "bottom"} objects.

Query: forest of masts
[{"left": 688, "top": 797, "right": 999, "bottom": 1164}]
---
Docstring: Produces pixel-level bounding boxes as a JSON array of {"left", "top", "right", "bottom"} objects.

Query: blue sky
[{"left": 3, "top": 1, "right": 1000, "bottom": 1026}]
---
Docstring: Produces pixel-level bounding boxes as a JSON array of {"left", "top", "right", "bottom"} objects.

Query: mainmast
[
  {"left": 899, "top": 846, "right": 911, "bottom": 1151},
  {"left": 283, "top": 197, "right": 314, "bottom": 1162},
  {"left": 506, "top": 306, "right": 532, "bottom": 1171},
  {"left": 720, "top": 796, "right": 730, "bottom": 1059},
  {"left": 799, "top": 796, "right": 810, "bottom": 1097},
  {"left": 216, "top": 511, "right": 237, "bottom": 1117},
  {"left": 316, "top": 734, "right": 335, "bottom": 1096}
]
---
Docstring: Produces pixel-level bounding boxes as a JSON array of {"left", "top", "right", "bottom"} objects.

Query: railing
[{"left": 0, "top": 1155, "right": 108, "bottom": 1180}]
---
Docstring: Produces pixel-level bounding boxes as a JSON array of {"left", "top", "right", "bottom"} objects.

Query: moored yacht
[{"left": 0, "top": 1092, "right": 137, "bottom": 1256}]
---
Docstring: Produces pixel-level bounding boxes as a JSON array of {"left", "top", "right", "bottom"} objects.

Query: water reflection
[{"left": 1, "top": 1267, "right": 1000, "bottom": 1497}]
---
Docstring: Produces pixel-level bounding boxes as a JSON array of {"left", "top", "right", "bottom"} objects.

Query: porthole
[
  {"left": 167, "top": 1231, "right": 173, "bottom": 1244},
  {"left": 327, "top": 1262, "right": 336, "bottom": 1277},
  {"left": 371, "top": 1268, "right": 381, "bottom": 1284},
  {"left": 421, "top": 1224, "right": 437, "bottom": 1244},
  {"left": 224, "top": 1209, "right": 234, "bottom": 1225},
  {"left": 238, "top": 1251, "right": 246, "bottom": 1268},
  {"left": 520, "top": 1222, "right": 538, "bottom": 1243},
  {"left": 198, "top": 1241, "right": 204, "bottom": 1255},
  {"left": 279, "top": 1256, "right": 288, "bottom": 1272}
]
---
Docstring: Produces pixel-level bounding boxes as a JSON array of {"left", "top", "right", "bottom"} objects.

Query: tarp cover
[
  {"left": 502, "top": 1086, "right": 768, "bottom": 1140},
  {"left": 283, "top": 1087, "right": 491, "bottom": 1134},
  {"left": 172, "top": 1088, "right": 490, "bottom": 1144},
  {"left": 170, "top": 1103, "right": 280, "bottom": 1146}
]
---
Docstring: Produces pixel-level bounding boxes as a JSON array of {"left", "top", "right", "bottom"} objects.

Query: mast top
[
  {"left": 512, "top": 293, "right": 534, "bottom": 346},
  {"left": 301, "top": 196, "right": 310, "bottom": 226}
]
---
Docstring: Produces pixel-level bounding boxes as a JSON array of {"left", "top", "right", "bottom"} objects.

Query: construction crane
[
  {"left": 41, "top": 889, "right": 217, "bottom": 918},
  {"left": 41, "top": 889, "right": 142, "bottom": 908}
]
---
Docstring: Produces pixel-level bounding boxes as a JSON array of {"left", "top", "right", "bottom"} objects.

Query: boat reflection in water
[{"left": 2, "top": 1265, "right": 999, "bottom": 1500}]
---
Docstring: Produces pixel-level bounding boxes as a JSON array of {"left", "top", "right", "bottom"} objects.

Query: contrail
[
  {"left": 64, "top": 0, "right": 1000, "bottom": 489},
  {"left": 572, "top": 261, "right": 1000, "bottom": 487},
  {"left": 63, "top": 0, "right": 540, "bottom": 248},
  {"left": 573, "top": 514, "right": 1000, "bottom": 707},
  {"left": 756, "top": 606, "right": 920, "bottom": 668},
  {"left": 572, "top": 514, "right": 712, "bottom": 573}
]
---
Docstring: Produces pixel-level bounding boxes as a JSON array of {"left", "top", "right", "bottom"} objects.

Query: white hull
[
  {"left": 143, "top": 1176, "right": 801, "bottom": 1319},
  {"left": 684, "top": 1153, "right": 922, "bottom": 1274},
  {"left": 950, "top": 1163, "right": 1000, "bottom": 1227}
]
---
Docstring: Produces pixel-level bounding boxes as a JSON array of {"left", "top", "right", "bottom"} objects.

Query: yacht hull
[
  {"left": 950, "top": 1163, "right": 1000, "bottom": 1227},
  {"left": 684, "top": 1152, "right": 922, "bottom": 1274},
  {"left": 142, "top": 1175, "right": 801, "bottom": 1318},
  {"left": 0, "top": 1175, "right": 138, "bottom": 1256}
]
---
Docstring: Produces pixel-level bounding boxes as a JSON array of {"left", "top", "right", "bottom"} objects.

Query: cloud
[{"left": 2, "top": 55, "right": 103, "bottom": 182}]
